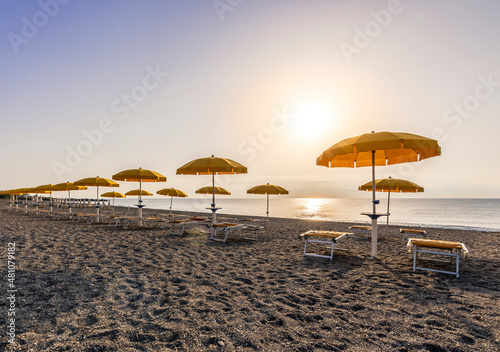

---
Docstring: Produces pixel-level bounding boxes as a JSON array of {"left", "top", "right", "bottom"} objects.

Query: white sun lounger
[
  {"left": 169, "top": 217, "right": 210, "bottom": 235},
  {"left": 407, "top": 238, "right": 469, "bottom": 278},
  {"left": 401, "top": 228, "right": 427, "bottom": 242},
  {"left": 299, "top": 230, "right": 352, "bottom": 260},
  {"left": 209, "top": 222, "right": 264, "bottom": 243}
]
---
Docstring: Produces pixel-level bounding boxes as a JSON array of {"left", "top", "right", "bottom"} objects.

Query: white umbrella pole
[
  {"left": 371, "top": 150, "right": 378, "bottom": 258},
  {"left": 112, "top": 198, "right": 115, "bottom": 214},
  {"left": 266, "top": 193, "right": 269, "bottom": 217},
  {"left": 170, "top": 196, "right": 173, "bottom": 216},
  {"left": 387, "top": 191, "right": 391, "bottom": 226},
  {"left": 138, "top": 178, "right": 143, "bottom": 219},
  {"left": 211, "top": 172, "right": 216, "bottom": 224},
  {"left": 96, "top": 186, "right": 100, "bottom": 222},
  {"left": 68, "top": 190, "right": 72, "bottom": 214}
]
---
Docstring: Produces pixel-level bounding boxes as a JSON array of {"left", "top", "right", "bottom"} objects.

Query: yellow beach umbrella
[
  {"left": 359, "top": 176, "right": 424, "bottom": 226},
  {"left": 157, "top": 188, "right": 187, "bottom": 216},
  {"left": 100, "top": 191, "right": 125, "bottom": 214},
  {"left": 112, "top": 168, "right": 166, "bottom": 218},
  {"left": 195, "top": 186, "right": 231, "bottom": 195},
  {"left": 34, "top": 184, "right": 56, "bottom": 211},
  {"left": 317, "top": 131, "right": 441, "bottom": 258},
  {"left": 52, "top": 182, "right": 88, "bottom": 214},
  {"left": 125, "top": 189, "right": 153, "bottom": 196},
  {"left": 247, "top": 183, "right": 289, "bottom": 217},
  {"left": 74, "top": 176, "right": 120, "bottom": 221},
  {"left": 177, "top": 155, "right": 247, "bottom": 223}
]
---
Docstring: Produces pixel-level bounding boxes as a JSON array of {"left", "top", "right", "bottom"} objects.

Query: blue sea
[{"left": 112, "top": 197, "right": 500, "bottom": 232}]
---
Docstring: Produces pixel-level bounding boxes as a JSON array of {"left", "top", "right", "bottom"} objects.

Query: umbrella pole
[
  {"left": 112, "top": 198, "right": 115, "bottom": 214},
  {"left": 138, "top": 178, "right": 143, "bottom": 220},
  {"left": 170, "top": 196, "right": 173, "bottom": 217},
  {"left": 96, "top": 186, "right": 100, "bottom": 223},
  {"left": 68, "top": 190, "right": 72, "bottom": 214},
  {"left": 266, "top": 193, "right": 269, "bottom": 217},
  {"left": 371, "top": 150, "right": 378, "bottom": 258},
  {"left": 211, "top": 171, "right": 216, "bottom": 224},
  {"left": 386, "top": 191, "right": 391, "bottom": 226}
]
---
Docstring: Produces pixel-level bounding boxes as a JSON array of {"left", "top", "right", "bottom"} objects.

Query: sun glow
[{"left": 292, "top": 97, "right": 335, "bottom": 137}]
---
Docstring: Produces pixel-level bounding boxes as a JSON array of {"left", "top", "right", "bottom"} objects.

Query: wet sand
[{"left": 0, "top": 203, "right": 499, "bottom": 351}]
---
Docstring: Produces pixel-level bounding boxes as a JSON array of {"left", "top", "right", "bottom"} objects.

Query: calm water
[{"left": 113, "top": 197, "right": 500, "bottom": 232}]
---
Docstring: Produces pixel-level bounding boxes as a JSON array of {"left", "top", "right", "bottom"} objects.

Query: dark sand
[{"left": 0, "top": 203, "right": 499, "bottom": 351}]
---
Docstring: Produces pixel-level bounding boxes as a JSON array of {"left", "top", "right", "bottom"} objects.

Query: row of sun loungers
[
  {"left": 4, "top": 205, "right": 469, "bottom": 277},
  {"left": 299, "top": 228, "right": 469, "bottom": 278}
]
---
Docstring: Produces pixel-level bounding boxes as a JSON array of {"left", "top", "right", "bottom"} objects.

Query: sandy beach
[{"left": 1, "top": 202, "right": 499, "bottom": 351}]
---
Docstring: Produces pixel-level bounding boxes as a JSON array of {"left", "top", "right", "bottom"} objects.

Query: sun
[{"left": 291, "top": 97, "right": 335, "bottom": 137}]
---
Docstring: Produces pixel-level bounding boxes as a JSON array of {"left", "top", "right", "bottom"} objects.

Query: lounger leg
[
  {"left": 413, "top": 247, "right": 417, "bottom": 272},
  {"left": 456, "top": 252, "right": 460, "bottom": 278},
  {"left": 303, "top": 240, "right": 308, "bottom": 257},
  {"left": 223, "top": 228, "right": 230, "bottom": 243},
  {"left": 330, "top": 242, "right": 335, "bottom": 260}
]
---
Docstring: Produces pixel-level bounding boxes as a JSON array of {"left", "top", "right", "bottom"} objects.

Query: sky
[{"left": 1, "top": 0, "right": 500, "bottom": 199}]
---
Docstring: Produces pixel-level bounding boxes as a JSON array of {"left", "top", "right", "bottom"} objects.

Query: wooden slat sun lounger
[
  {"left": 407, "top": 238, "right": 469, "bottom": 278},
  {"left": 348, "top": 225, "right": 371, "bottom": 239},
  {"left": 299, "top": 230, "right": 352, "bottom": 260},
  {"left": 400, "top": 228, "right": 427, "bottom": 242},
  {"left": 169, "top": 218, "right": 211, "bottom": 235}
]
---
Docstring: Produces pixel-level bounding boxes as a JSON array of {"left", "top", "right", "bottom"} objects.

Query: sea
[{"left": 112, "top": 197, "right": 500, "bottom": 232}]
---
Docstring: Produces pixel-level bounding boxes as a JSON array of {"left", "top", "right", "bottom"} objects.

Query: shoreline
[{"left": 0, "top": 205, "right": 499, "bottom": 351}]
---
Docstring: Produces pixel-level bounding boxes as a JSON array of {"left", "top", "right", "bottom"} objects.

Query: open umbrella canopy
[
  {"left": 317, "top": 131, "right": 441, "bottom": 258},
  {"left": 176, "top": 156, "right": 247, "bottom": 175},
  {"left": 101, "top": 191, "right": 125, "bottom": 198},
  {"left": 359, "top": 177, "right": 424, "bottom": 226},
  {"left": 74, "top": 177, "right": 120, "bottom": 222},
  {"left": 177, "top": 155, "right": 246, "bottom": 223},
  {"left": 112, "top": 168, "right": 166, "bottom": 182},
  {"left": 358, "top": 177, "right": 424, "bottom": 193},
  {"left": 157, "top": 188, "right": 187, "bottom": 197},
  {"left": 112, "top": 168, "right": 165, "bottom": 219},
  {"left": 74, "top": 177, "right": 120, "bottom": 187},
  {"left": 195, "top": 186, "right": 231, "bottom": 195},
  {"left": 52, "top": 182, "right": 88, "bottom": 191},
  {"left": 125, "top": 189, "right": 153, "bottom": 196},
  {"left": 34, "top": 184, "right": 56, "bottom": 192},
  {"left": 101, "top": 191, "right": 125, "bottom": 214},
  {"left": 247, "top": 183, "right": 289, "bottom": 195},
  {"left": 52, "top": 182, "right": 88, "bottom": 214},
  {"left": 317, "top": 131, "right": 441, "bottom": 168},
  {"left": 247, "top": 183, "right": 289, "bottom": 217}
]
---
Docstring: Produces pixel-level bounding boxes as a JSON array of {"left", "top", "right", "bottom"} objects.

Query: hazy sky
[{"left": 1, "top": 0, "right": 499, "bottom": 199}]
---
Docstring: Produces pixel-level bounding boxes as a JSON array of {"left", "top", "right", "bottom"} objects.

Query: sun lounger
[
  {"left": 348, "top": 225, "right": 371, "bottom": 239},
  {"left": 210, "top": 222, "right": 252, "bottom": 243},
  {"left": 407, "top": 238, "right": 469, "bottom": 278},
  {"left": 169, "top": 217, "right": 210, "bottom": 235},
  {"left": 299, "top": 230, "right": 352, "bottom": 260},
  {"left": 400, "top": 228, "right": 427, "bottom": 242}
]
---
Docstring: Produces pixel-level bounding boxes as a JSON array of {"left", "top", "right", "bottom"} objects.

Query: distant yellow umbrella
[
  {"left": 74, "top": 176, "right": 120, "bottom": 221},
  {"left": 100, "top": 191, "right": 125, "bottom": 213},
  {"left": 247, "top": 183, "right": 289, "bottom": 217},
  {"left": 157, "top": 188, "right": 187, "bottom": 216},
  {"left": 195, "top": 186, "right": 231, "bottom": 195},
  {"left": 113, "top": 168, "right": 166, "bottom": 218},
  {"left": 317, "top": 131, "right": 441, "bottom": 258},
  {"left": 177, "top": 155, "right": 247, "bottom": 223},
  {"left": 52, "top": 182, "right": 88, "bottom": 214},
  {"left": 125, "top": 189, "right": 153, "bottom": 196},
  {"left": 34, "top": 184, "right": 56, "bottom": 211},
  {"left": 359, "top": 177, "right": 424, "bottom": 226}
]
